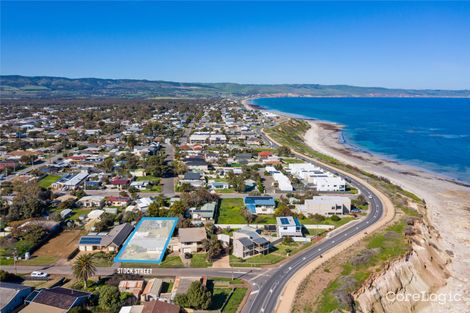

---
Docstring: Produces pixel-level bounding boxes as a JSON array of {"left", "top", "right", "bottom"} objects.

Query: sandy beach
[{"left": 304, "top": 120, "right": 470, "bottom": 312}]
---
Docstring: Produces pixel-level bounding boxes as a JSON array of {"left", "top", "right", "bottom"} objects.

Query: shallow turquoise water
[{"left": 254, "top": 97, "right": 470, "bottom": 183}]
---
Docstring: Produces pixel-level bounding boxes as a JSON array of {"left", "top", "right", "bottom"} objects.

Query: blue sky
[{"left": 1, "top": 1, "right": 469, "bottom": 89}]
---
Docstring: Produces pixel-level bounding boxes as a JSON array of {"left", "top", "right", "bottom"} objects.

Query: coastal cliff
[{"left": 353, "top": 220, "right": 450, "bottom": 313}]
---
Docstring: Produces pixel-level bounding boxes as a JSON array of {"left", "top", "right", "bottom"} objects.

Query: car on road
[
  {"left": 30, "top": 271, "right": 48, "bottom": 278},
  {"left": 368, "top": 195, "right": 373, "bottom": 199}
]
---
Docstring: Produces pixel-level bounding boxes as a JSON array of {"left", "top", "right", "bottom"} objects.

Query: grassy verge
[{"left": 190, "top": 253, "right": 213, "bottom": 268}]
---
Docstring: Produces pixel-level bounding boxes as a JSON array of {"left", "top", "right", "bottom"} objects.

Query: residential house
[
  {"left": 176, "top": 227, "right": 207, "bottom": 254},
  {"left": 189, "top": 133, "right": 209, "bottom": 144},
  {"left": 78, "top": 195, "right": 104, "bottom": 207},
  {"left": 184, "top": 157, "right": 208, "bottom": 171},
  {"left": 276, "top": 216, "right": 303, "bottom": 237},
  {"left": 272, "top": 172, "right": 293, "bottom": 192},
  {"left": 258, "top": 151, "right": 272, "bottom": 160},
  {"left": 208, "top": 181, "right": 229, "bottom": 190},
  {"left": 106, "top": 196, "right": 130, "bottom": 207},
  {"left": 188, "top": 202, "right": 217, "bottom": 222},
  {"left": 298, "top": 196, "right": 351, "bottom": 216},
  {"left": 180, "top": 171, "right": 205, "bottom": 188},
  {"left": 51, "top": 171, "right": 88, "bottom": 191},
  {"left": 140, "top": 278, "right": 163, "bottom": 302},
  {"left": 78, "top": 223, "right": 133, "bottom": 252},
  {"left": 0, "top": 282, "right": 33, "bottom": 313},
  {"left": 244, "top": 196, "right": 276, "bottom": 214},
  {"left": 130, "top": 181, "right": 149, "bottom": 190},
  {"left": 232, "top": 227, "right": 270, "bottom": 259},
  {"left": 21, "top": 287, "right": 91, "bottom": 313},
  {"left": 111, "top": 178, "right": 130, "bottom": 190},
  {"left": 312, "top": 176, "right": 346, "bottom": 192},
  {"left": 118, "top": 280, "right": 144, "bottom": 298}
]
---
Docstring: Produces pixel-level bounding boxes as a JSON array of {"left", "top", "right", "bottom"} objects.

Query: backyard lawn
[
  {"left": 38, "top": 175, "right": 61, "bottom": 188},
  {"left": 217, "top": 198, "right": 246, "bottom": 224},
  {"left": 70, "top": 208, "right": 92, "bottom": 221},
  {"left": 136, "top": 175, "right": 160, "bottom": 182}
]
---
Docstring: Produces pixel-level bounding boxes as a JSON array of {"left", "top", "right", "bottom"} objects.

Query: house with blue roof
[
  {"left": 276, "top": 216, "right": 303, "bottom": 237},
  {"left": 244, "top": 196, "right": 276, "bottom": 214}
]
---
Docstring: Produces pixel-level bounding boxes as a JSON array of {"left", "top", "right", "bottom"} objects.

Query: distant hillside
[{"left": 1, "top": 75, "right": 469, "bottom": 99}]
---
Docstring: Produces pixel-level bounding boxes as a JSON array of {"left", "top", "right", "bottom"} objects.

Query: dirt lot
[{"left": 33, "top": 229, "right": 86, "bottom": 259}]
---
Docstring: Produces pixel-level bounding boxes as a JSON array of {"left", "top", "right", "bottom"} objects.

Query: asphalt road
[
  {"left": 241, "top": 132, "right": 385, "bottom": 313},
  {"left": 2, "top": 264, "right": 263, "bottom": 281}
]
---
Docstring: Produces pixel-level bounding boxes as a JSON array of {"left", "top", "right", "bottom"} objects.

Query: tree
[
  {"left": 100, "top": 157, "right": 114, "bottom": 172},
  {"left": 168, "top": 201, "right": 186, "bottom": 217},
  {"left": 73, "top": 254, "right": 96, "bottom": 289},
  {"left": 330, "top": 215, "right": 341, "bottom": 222},
  {"left": 175, "top": 281, "right": 211, "bottom": 309},
  {"left": 276, "top": 145, "right": 291, "bottom": 156},
  {"left": 240, "top": 207, "right": 255, "bottom": 224},
  {"left": 274, "top": 202, "right": 293, "bottom": 217},
  {"left": 206, "top": 238, "right": 223, "bottom": 261},
  {"left": 9, "top": 181, "right": 42, "bottom": 220},
  {"left": 98, "top": 285, "right": 121, "bottom": 313}
]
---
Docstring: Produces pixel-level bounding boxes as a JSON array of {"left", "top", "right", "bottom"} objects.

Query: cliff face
[{"left": 353, "top": 222, "right": 450, "bottom": 313}]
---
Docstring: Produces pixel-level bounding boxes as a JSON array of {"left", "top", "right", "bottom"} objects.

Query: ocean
[{"left": 253, "top": 97, "right": 470, "bottom": 183}]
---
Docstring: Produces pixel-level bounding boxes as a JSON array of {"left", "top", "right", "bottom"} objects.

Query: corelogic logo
[{"left": 386, "top": 291, "right": 466, "bottom": 305}]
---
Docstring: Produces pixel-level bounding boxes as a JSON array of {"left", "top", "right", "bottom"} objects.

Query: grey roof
[
  {"left": 237, "top": 237, "right": 255, "bottom": 248},
  {"left": 101, "top": 223, "right": 133, "bottom": 247},
  {"left": 252, "top": 237, "right": 269, "bottom": 245},
  {"left": 178, "top": 227, "right": 206, "bottom": 243},
  {"left": 183, "top": 172, "right": 202, "bottom": 180}
]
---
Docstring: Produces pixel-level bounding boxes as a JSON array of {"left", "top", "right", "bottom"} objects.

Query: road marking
[{"left": 250, "top": 290, "right": 260, "bottom": 295}]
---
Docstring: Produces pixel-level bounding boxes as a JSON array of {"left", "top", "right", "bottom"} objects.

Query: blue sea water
[{"left": 254, "top": 97, "right": 470, "bottom": 183}]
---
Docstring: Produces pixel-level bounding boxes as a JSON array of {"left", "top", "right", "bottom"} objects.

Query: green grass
[
  {"left": 70, "top": 208, "right": 91, "bottom": 221},
  {"left": 315, "top": 219, "right": 410, "bottom": 312},
  {"left": 136, "top": 175, "right": 160, "bottom": 182},
  {"left": 215, "top": 188, "right": 236, "bottom": 193},
  {"left": 190, "top": 253, "right": 213, "bottom": 268},
  {"left": 218, "top": 198, "right": 246, "bottom": 224},
  {"left": 38, "top": 175, "right": 61, "bottom": 188},
  {"left": 223, "top": 288, "right": 247, "bottom": 313},
  {"left": 210, "top": 288, "right": 231, "bottom": 310},
  {"left": 161, "top": 281, "right": 174, "bottom": 293},
  {"left": 18, "top": 255, "right": 59, "bottom": 266},
  {"left": 92, "top": 252, "right": 114, "bottom": 267},
  {"left": 159, "top": 255, "right": 185, "bottom": 268},
  {"left": 121, "top": 255, "right": 184, "bottom": 268},
  {"left": 282, "top": 158, "right": 305, "bottom": 164}
]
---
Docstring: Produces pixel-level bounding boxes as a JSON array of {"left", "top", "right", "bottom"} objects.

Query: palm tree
[{"left": 72, "top": 254, "right": 96, "bottom": 289}]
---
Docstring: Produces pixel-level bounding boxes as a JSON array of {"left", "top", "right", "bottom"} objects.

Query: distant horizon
[
  {"left": 2, "top": 2, "right": 469, "bottom": 89},
  {"left": 2, "top": 74, "right": 469, "bottom": 92}
]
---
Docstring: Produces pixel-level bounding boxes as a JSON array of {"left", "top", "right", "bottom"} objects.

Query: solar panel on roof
[
  {"left": 79, "top": 237, "right": 102, "bottom": 245},
  {"left": 280, "top": 217, "right": 289, "bottom": 225}
]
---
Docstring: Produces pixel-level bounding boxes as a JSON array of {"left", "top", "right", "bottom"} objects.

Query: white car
[
  {"left": 368, "top": 195, "right": 373, "bottom": 199},
  {"left": 30, "top": 271, "right": 48, "bottom": 278}
]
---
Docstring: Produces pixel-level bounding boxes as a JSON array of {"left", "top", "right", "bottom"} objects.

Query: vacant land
[
  {"left": 38, "top": 175, "right": 60, "bottom": 188},
  {"left": 218, "top": 198, "right": 245, "bottom": 224},
  {"left": 33, "top": 229, "right": 85, "bottom": 259}
]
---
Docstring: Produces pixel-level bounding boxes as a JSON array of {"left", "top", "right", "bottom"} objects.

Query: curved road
[{"left": 242, "top": 132, "right": 385, "bottom": 313}]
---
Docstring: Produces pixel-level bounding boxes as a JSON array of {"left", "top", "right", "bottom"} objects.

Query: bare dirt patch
[{"left": 33, "top": 229, "right": 86, "bottom": 259}]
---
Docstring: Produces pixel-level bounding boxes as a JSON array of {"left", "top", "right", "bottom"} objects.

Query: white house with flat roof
[{"left": 298, "top": 196, "right": 351, "bottom": 216}]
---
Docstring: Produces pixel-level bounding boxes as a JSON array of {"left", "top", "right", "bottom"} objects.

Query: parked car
[
  {"left": 30, "top": 271, "right": 48, "bottom": 278},
  {"left": 184, "top": 253, "right": 192, "bottom": 259}
]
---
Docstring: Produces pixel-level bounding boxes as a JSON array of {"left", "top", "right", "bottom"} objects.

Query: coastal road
[{"left": 241, "top": 132, "right": 386, "bottom": 313}]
